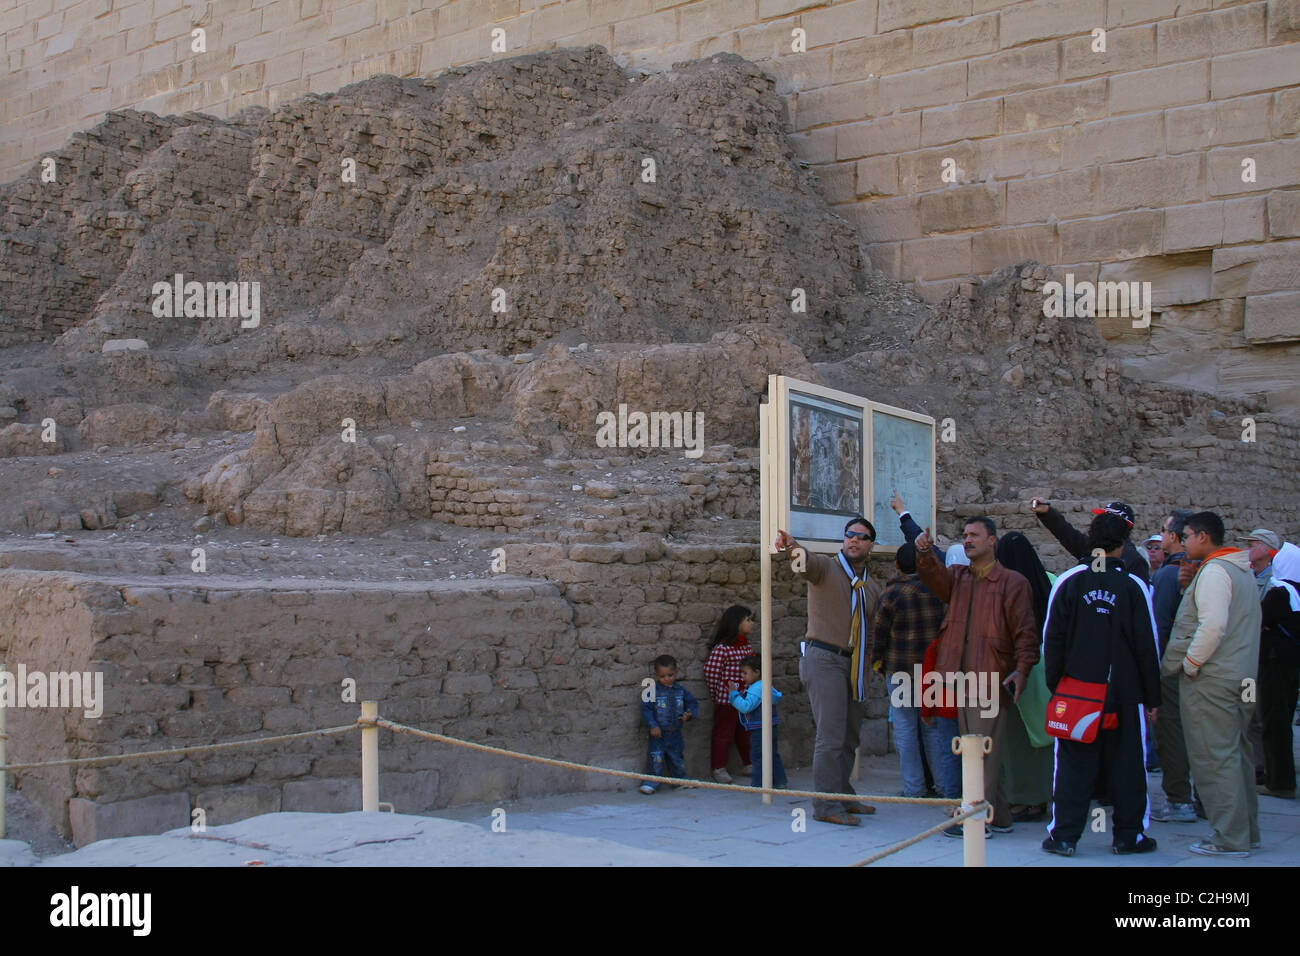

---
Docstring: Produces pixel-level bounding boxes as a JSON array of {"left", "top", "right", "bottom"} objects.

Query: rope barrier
[
  {"left": 367, "top": 716, "right": 961, "bottom": 806},
  {"left": 846, "top": 800, "right": 989, "bottom": 867},
  {"left": 0, "top": 724, "right": 357, "bottom": 773}
]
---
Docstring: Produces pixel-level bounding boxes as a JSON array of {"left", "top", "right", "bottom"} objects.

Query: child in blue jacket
[
  {"left": 728, "top": 655, "right": 788, "bottom": 789},
  {"left": 639, "top": 655, "right": 699, "bottom": 794}
]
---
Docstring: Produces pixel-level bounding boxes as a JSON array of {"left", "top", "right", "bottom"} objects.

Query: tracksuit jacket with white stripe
[{"left": 1043, "top": 558, "right": 1162, "bottom": 712}]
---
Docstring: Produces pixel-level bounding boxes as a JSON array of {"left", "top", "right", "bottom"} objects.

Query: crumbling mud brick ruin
[{"left": 1, "top": 0, "right": 1297, "bottom": 845}]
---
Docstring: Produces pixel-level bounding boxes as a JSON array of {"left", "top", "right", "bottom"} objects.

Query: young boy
[
  {"left": 728, "top": 655, "right": 789, "bottom": 789},
  {"left": 639, "top": 655, "right": 699, "bottom": 794}
]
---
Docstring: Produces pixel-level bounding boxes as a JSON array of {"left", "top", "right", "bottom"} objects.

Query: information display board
[{"left": 764, "top": 376, "right": 934, "bottom": 554}]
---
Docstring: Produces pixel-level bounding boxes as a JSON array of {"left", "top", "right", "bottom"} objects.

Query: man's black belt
[{"left": 807, "top": 639, "right": 852, "bottom": 658}]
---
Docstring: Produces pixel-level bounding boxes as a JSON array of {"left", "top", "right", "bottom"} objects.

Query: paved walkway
[
  {"left": 10, "top": 751, "right": 1294, "bottom": 866},
  {"left": 432, "top": 752, "right": 1300, "bottom": 867}
]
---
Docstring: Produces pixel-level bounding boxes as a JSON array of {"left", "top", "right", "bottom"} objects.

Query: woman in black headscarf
[{"left": 996, "top": 532, "right": 1056, "bottom": 822}]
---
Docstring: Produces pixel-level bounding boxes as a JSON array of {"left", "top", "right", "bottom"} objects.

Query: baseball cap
[
  {"left": 1240, "top": 529, "right": 1281, "bottom": 551},
  {"left": 1091, "top": 501, "right": 1135, "bottom": 527},
  {"left": 1144, "top": 534, "right": 1162, "bottom": 547}
]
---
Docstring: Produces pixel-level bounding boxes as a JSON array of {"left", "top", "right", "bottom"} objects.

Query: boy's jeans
[
  {"left": 747, "top": 724, "right": 788, "bottom": 788},
  {"left": 889, "top": 672, "right": 960, "bottom": 798},
  {"left": 642, "top": 729, "right": 686, "bottom": 791}
]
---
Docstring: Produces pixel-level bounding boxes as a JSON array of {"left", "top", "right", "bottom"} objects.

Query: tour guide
[{"left": 775, "top": 516, "right": 882, "bottom": 827}]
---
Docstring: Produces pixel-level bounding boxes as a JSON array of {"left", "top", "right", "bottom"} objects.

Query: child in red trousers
[{"left": 704, "top": 605, "right": 754, "bottom": 783}]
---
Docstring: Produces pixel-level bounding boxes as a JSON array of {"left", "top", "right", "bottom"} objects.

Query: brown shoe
[
  {"left": 814, "top": 812, "right": 861, "bottom": 827},
  {"left": 1258, "top": 786, "right": 1296, "bottom": 799},
  {"left": 844, "top": 801, "right": 876, "bottom": 815}
]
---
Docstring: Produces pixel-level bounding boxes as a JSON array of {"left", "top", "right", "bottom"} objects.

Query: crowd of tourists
[{"left": 638, "top": 493, "right": 1299, "bottom": 861}]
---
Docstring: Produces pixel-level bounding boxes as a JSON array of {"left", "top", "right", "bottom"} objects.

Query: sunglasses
[{"left": 844, "top": 531, "right": 875, "bottom": 541}]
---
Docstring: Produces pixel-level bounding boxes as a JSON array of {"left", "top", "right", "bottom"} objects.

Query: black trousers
[
  {"left": 1048, "top": 705, "right": 1149, "bottom": 845},
  {"left": 1260, "top": 655, "right": 1300, "bottom": 792}
]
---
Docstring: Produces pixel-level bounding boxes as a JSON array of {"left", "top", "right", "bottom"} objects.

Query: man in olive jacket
[
  {"left": 1163, "top": 511, "right": 1262, "bottom": 857},
  {"left": 916, "top": 516, "right": 1039, "bottom": 833}
]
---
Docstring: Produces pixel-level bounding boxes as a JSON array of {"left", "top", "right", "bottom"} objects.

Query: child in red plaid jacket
[{"left": 704, "top": 605, "right": 754, "bottom": 783}]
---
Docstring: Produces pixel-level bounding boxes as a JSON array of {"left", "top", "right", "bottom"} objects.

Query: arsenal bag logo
[{"left": 1045, "top": 675, "right": 1109, "bottom": 743}]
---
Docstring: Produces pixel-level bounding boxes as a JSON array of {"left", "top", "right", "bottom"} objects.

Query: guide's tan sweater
[{"left": 797, "top": 550, "right": 882, "bottom": 651}]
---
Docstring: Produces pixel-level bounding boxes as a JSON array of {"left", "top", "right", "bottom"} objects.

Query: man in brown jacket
[{"left": 915, "top": 516, "right": 1039, "bottom": 835}]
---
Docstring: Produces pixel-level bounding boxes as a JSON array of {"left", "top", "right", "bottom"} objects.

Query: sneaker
[
  {"left": 1152, "top": 802, "right": 1197, "bottom": 823},
  {"left": 1042, "top": 836, "right": 1076, "bottom": 857},
  {"left": 742, "top": 764, "right": 753, "bottom": 775},
  {"left": 1189, "top": 840, "right": 1248, "bottom": 858},
  {"left": 638, "top": 784, "right": 656, "bottom": 795},
  {"left": 989, "top": 823, "right": 1014, "bottom": 834},
  {"left": 943, "top": 824, "right": 991, "bottom": 839},
  {"left": 1251, "top": 840, "right": 1261, "bottom": 849},
  {"left": 1113, "top": 835, "right": 1158, "bottom": 855},
  {"left": 711, "top": 768, "right": 733, "bottom": 784}
]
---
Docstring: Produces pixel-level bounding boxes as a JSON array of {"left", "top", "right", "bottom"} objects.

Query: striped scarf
[{"left": 839, "top": 552, "right": 871, "bottom": 702}]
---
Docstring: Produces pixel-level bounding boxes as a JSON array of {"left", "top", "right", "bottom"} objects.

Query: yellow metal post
[
  {"left": 955, "top": 733, "right": 990, "bottom": 867},
  {"left": 361, "top": 700, "right": 379, "bottom": 812}
]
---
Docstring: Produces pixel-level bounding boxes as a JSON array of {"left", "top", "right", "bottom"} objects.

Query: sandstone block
[
  {"left": 1165, "top": 95, "right": 1271, "bottom": 155},
  {"left": 282, "top": 777, "right": 360, "bottom": 813},
  {"left": 1212, "top": 241, "right": 1300, "bottom": 297},
  {"left": 1208, "top": 140, "right": 1300, "bottom": 197},
  {"left": 855, "top": 155, "right": 898, "bottom": 197},
  {"left": 879, "top": 62, "right": 967, "bottom": 112},
  {"left": 1062, "top": 24, "right": 1154, "bottom": 81},
  {"left": 1164, "top": 200, "right": 1225, "bottom": 252},
  {"left": 920, "top": 97, "right": 1001, "bottom": 146},
  {"left": 798, "top": 79, "right": 880, "bottom": 130},
  {"left": 877, "top": 0, "right": 970, "bottom": 32},
  {"left": 1271, "top": 0, "right": 1300, "bottom": 42},
  {"left": 979, "top": 128, "right": 1061, "bottom": 179},
  {"left": 971, "top": 224, "right": 1058, "bottom": 273},
  {"left": 901, "top": 234, "right": 972, "bottom": 280},
  {"left": 1106, "top": 0, "right": 1210, "bottom": 27},
  {"left": 1062, "top": 113, "right": 1162, "bottom": 167},
  {"left": 1059, "top": 210, "right": 1163, "bottom": 261},
  {"left": 195, "top": 785, "right": 282, "bottom": 825},
  {"left": 1098, "top": 155, "right": 1202, "bottom": 215},
  {"left": 1268, "top": 189, "right": 1300, "bottom": 238},
  {"left": 1000, "top": 0, "right": 1103, "bottom": 49},
  {"left": 1111, "top": 61, "right": 1207, "bottom": 116},
  {"left": 613, "top": 10, "right": 678, "bottom": 49},
  {"left": 802, "top": 0, "right": 878, "bottom": 44},
  {"left": 836, "top": 112, "right": 920, "bottom": 159},
  {"left": 1213, "top": 45, "right": 1300, "bottom": 99},
  {"left": 919, "top": 182, "right": 1003, "bottom": 233},
  {"left": 69, "top": 792, "right": 191, "bottom": 847},
  {"left": 911, "top": 14, "right": 998, "bottom": 69},
  {"left": 846, "top": 196, "right": 923, "bottom": 241},
  {"left": 831, "top": 32, "right": 912, "bottom": 84},
  {"left": 1244, "top": 292, "right": 1300, "bottom": 343},
  {"left": 968, "top": 42, "right": 1058, "bottom": 98},
  {"left": 1006, "top": 168, "right": 1099, "bottom": 223}
]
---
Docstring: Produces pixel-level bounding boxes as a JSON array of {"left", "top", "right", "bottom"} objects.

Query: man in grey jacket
[{"left": 1163, "top": 511, "right": 1262, "bottom": 857}]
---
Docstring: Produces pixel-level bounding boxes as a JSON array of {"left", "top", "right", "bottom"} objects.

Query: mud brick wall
[
  {"left": 0, "top": 570, "right": 656, "bottom": 839},
  {"left": 4, "top": 0, "right": 1298, "bottom": 411},
  {"left": 0, "top": 557, "right": 889, "bottom": 842}
]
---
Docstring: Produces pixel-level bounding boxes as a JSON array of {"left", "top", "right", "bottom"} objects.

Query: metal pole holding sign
[{"left": 758, "top": 403, "right": 774, "bottom": 805}]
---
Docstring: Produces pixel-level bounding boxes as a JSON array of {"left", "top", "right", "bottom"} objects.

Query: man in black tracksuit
[{"left": 1042, "top": 513, "right": 1162, "bottom": 857}]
